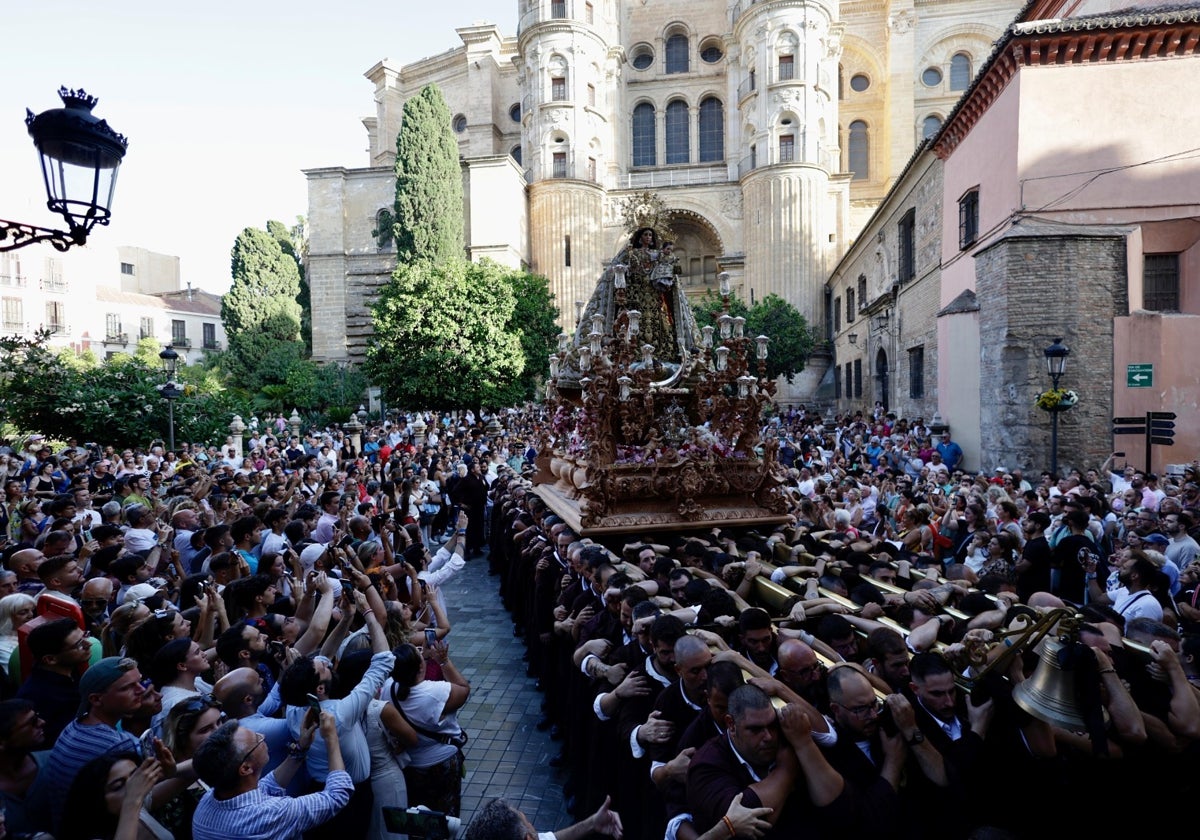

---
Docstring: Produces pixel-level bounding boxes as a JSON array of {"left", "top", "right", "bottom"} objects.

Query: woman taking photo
[{"left": 387, "top": 640, "right": 470, "bottom": 816}]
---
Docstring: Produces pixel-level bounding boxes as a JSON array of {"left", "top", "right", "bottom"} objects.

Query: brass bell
[{"left": 1012, "top": 633, "right": 1098, "bottom": 732}]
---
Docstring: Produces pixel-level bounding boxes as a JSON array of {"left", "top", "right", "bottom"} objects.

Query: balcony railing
[
  {"left": 623, "top": 164, "right": 729, "bottom": 189},
  {"left": 171, "top": 337, "right": 191, "bottom": 348},
  {"left": 737, "top": 75, "right": 757, "bottom": 100},
  {"left": 104, "top": 333, "right": 129, "bottom": 344},
  {"left": 518, "top": 0, "right": 595, "bottom": 35},
  {"left": 2, "top": 320, "right": 24, "bottom": 332},
  {"left": 203, "top": 340, "right": 222, "bottom": 351},
  {"left": 0, "top": 274, "right": 28, "bottom": 288},
  {"left": 40, "top": 278, "right": 68, "bottom": 293}
]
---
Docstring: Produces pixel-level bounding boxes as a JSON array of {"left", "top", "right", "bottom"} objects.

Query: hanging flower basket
[{"left": 1035, "top": 388, "right": 1078, "bottom": 412}]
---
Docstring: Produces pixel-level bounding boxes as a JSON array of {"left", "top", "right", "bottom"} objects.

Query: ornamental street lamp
[
  {"left": 157, "top": 346, "right": 183, "bottom": 452},
  {"left": 1043, "top": 337, "right": 1070, "bottom": 477},
  {"left": 1, "top": 87, "right": 129, "bottom": 252}
]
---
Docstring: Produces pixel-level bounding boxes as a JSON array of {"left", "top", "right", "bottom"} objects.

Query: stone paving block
[{"left": 441, "top": 550, "right": 571, "bottom": 834}]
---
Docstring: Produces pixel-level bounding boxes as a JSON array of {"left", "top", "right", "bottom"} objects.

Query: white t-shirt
[
  {"left": 1112, "top": 588, "right": 1163, "bottom": 622},
  {"left": 387, "top": 678, "right": 461, "bottom": 768}
]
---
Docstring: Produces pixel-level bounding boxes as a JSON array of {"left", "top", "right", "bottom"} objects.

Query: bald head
[
  {"left": 213, "top": 667, "right": 265, "bottom": 715},
  {"left": 777, "top": 639, "right": 821, "bottom": 689},
  {"left": 82, "top": 578, "right": 113, "bottom": 601},
  {"left": 8, "top": 549, "right": 44, "bottom": 577}
]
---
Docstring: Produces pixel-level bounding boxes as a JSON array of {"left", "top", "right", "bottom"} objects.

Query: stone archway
[
  {"left": 875, "top": 347, "right": 889, "bottom": 412},
  {"left": 666, "top": 210, "right": 725, "bottom": 301}
]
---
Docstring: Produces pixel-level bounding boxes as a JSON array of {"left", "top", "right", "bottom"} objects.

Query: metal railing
[
  {"left": 104, "top": 333, "right": 128, "bottom": 344},
  {"left": 0, "top": 274, "right": 28, "bottom": 288},
  {"left": 41, "top": 278, "right": 68, "bottom": 293},
  {"left": 623, "top": 164, "right": 729, "bottom": 189},
  {"left": 171, "top": 337, "right": 191, "bottom": 348},
  {"left": 737, "top": 75, "right": 757, "bottom": 100},
  {"left": 518, "top": 0, "right": 595, "bottom": 35}
]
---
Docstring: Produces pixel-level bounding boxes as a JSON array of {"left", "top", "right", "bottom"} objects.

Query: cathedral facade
[{"left": 306, "top": 0, "right": 1022, "bottom": 396}]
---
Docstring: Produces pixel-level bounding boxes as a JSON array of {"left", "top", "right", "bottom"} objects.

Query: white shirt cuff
[{"left": 630, "top": 725, "right": 646, "bottom": 758}]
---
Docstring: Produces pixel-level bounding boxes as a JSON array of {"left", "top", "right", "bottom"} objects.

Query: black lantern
[
  {"left": 158, "top": 346, "right": 183, "bottom": 452},
  {"left": 1043, "top": 337, "right": 1070, "bottom": 477},
  {"left": 1043, "top": 337, "right": 1069, "bottom": 381},
  {"left": 1, "top": 87, "right": 129, "bottom": 252}
]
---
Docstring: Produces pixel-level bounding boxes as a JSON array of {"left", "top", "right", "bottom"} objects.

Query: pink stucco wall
[
  {"left": 1113, "top": 312, "right": 1200, "bottom": 474},
  {"left": 937, "top": 52, "right": 1200, "bottom": 466}
]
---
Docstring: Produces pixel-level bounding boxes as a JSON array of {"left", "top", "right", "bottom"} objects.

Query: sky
[{"left": 0, "top": 1, "right": 517, "bottom": 294}]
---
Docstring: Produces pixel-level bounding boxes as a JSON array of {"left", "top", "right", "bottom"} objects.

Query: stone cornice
[{"left": 932, "top": 10, "right": 1200, "bottom": 159}]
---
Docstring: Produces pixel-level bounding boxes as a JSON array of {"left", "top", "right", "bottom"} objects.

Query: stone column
[{"left": 229, "top": 416, "right": 246, "bottom": 460}]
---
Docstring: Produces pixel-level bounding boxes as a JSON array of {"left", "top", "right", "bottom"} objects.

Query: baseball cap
[
  {"left": 123, "top": 583, "right": 160, "bottom": 604},
  {"left": 300, "top": 543, "right": 327, "bottom": 573},
  {"left": 1141, "top": 533, "right": 1170, "bottom": 547},
  {"left": 78, "top": 656, "right": 138, "bottom": 714}
]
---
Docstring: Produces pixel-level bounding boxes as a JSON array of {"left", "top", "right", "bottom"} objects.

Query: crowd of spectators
[
  {"left": 0, "top": 401, "right": 1198, "bottom": 840},
  {"left": 0, "top": 412, "right": 534, "bottom": 839}
]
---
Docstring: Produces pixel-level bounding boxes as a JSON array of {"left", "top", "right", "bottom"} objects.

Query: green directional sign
[{"left": 1126, "top": 364, "right": 1153, "bottom": 388}]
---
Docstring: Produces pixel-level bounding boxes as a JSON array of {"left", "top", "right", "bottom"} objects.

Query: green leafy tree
[
  {"left": 0, "top": 331, "right": 251, "bottom": 448},
  {"left": 490, "top": 271, "right": 560, "bottom": 406},
  {"left": 366, "top": 259, "right": 523, "bottom": 409},
  {"left": 386, "top": 84, "right": 464, "bottom": 265},
  {"left": 223, "top": 226, "right": 304, "bottom": 381},
  {"left": 269, "top": 217, "right": 311, "bottom": 353},
  {"left": 691, "top": 289, "right": 750, "bottom": 330},
  {"left": 690, "top": 292, "right": 814, "bottom": 382},
  {"left": 745, "top": 294, "right": 816, "bottom": 383}
]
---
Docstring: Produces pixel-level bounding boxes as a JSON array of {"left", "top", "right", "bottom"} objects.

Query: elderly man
[
  {"left": 820, "top": 666, "right": 948, "bottom": 837},
  {"left": 80, "top": 577, "right": 113, "bottom": 635},
  {"left": 686, "top": 683, "right": 849, "bottom": 838},
  {"left": 192, "top": 712, "right": 347, "bottom": 840},
  {"left": 9, "top": 548, "right": 46, "bottom": 595}
]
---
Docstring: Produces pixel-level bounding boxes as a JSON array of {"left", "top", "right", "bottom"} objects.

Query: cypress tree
[
  {"left": 391, "top": 84, "right": 464, "bottom": 265},
  {"left": 222, "top": 226, "right": 304, "bottom": 380}
]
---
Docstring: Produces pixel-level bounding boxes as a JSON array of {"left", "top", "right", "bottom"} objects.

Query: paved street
[{"left": 441, "top": 549, "right": 573, "bottom": 833}]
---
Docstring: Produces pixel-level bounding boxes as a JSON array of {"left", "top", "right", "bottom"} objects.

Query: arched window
[
  {"left": 632, "top": 102, "right": 656, "bottom": 166},
  {"left": 848, "top": 120, "right": 869, "bottom": 180},
  {"left": 665, "top": 33, "right": 689, "bottom": 74},
  {"left": 510, "top": 145, "right": 522, "bottom": 166},
  {"left": 950, "top": 53, "right": 972, "bottom": 90},
  {"left": 922, "top": 115, "right": 941, "bottom": 140},
  {"left": 665, "top": 100, "right": 689, "bottom": 164},
  {"left": 550, "top": 55, "right": 569, "bottom": 101},
  {"left": 698, "top": 97, "right": 724, "bottom": 162}
]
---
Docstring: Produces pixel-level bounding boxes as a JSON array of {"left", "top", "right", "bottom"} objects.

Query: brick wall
[{"left": 975, "top": 231, "right": 1127, "bottom": 474}]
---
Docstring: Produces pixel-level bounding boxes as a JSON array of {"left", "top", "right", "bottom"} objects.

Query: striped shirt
[
  {"left": 192, "top": 768, "right": 353, "bottom": 840},
  {"left": 27, "top": 718, "right": 139, "bottom": 833}
]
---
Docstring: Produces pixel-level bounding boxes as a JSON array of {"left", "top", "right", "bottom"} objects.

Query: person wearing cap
[
  {"left": 86, "top": 458, "right": 116, "bottom": 504},
  {"left": 25, "top": 656, "right": 149, "bottom": 832}
]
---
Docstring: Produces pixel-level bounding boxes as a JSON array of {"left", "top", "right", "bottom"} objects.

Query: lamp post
[
  {"left": 1043, "top": 337, "right": 1070, "bottom": 477},
  {"left": 157, "top": 346, "right": 183, "bottom": 453},
  {"left": 2, "top": 87, "right": 129, "bottom": 252}
]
